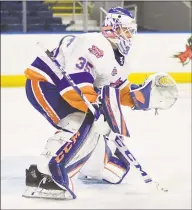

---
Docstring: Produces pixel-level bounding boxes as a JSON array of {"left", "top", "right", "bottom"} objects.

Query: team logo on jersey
[
  {"left": 173, "top": 36, "right": 192, "bottom": 66},
  {"left": 111, "top": 67, "right": 117, "bottom": 76},
  {"left": 88, "top": 45, "right": 104, "bottom": 58}
]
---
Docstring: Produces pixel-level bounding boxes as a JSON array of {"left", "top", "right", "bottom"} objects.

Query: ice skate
[{"left": 22, "top": 164, "right": 71, "bottom": 200}]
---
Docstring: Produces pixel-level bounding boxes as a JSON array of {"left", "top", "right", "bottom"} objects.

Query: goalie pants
[{"left": 25, "top": 79, "right": 81, "bottom": 129}]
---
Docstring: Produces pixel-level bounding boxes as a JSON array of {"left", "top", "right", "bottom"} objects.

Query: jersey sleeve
[
  {"left": 108, "top": 61, "right": 134, "bottom": 108},
  {"left": 118, "top": 80, "right": 134, "bottom": 107}
]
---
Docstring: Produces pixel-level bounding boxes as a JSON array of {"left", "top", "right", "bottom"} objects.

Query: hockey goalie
[{"left": 23, "top": 7, "right": 178, "bottom": 200}]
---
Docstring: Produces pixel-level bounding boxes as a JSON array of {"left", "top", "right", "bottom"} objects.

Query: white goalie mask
[
  {"left": 102, "top": 7, "right": 137, "bottom": 56},
  {"left": 145, "top": 72, "right": 179, "bottom": 110}
]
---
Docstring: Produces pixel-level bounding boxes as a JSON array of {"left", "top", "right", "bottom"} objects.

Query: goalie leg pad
[
  {"left": 77, "top": 134, "right": 130, "bottom": 184},
  {"left": 27, "top": 112, "right": 100, "bottom": 199},
  {"left": 36, "top": 112, "right": 86, "bottom": 177},
  {"left": 48, "top": 112, "right": 99, "bottom": 199},
  {"left": 102, "top": 136, "right": 130, "bottom": 184}
]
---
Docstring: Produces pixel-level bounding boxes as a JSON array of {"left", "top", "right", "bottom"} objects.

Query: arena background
[{"left": 1, "top": 0, "right": 192, "bottom": 87}]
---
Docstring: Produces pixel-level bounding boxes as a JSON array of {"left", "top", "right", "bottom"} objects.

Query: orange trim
[
  {"left": 107, "top": 162, "right": 126, "bottom": 172},
  {"left": 69, "top": 163, "right": 85, "bottom": 178},
  {"left": 24, "top": 68, "right": 48, "bottom": 82},
  {"left": 62, "top": 85, "right": 98, "bottom": 112},
  {"left": 71, "top": 131, "right": 80, "bottom": 144},
  {"left": 134, "top": 90, "right": 145, "bottom": 104},
  {"left": 104, "top": 153, "right": 126, "bottom": 172},
  {"left": 63, "top": 142, "right": 73, "bottom": 154},
  {"left": 31, "top": 80, "right": 60, "bottom": 124},
  {"left": 121, "top": 117, "right": 127, "bottom": 136},
  {"left": 55, "top": 131, "right": 81, "bottom": 164},
  {"left": 104, "top": 153, "right": 108, "bottom": 163},
  {"left": 104, "top": 166, "right": 121, "bottom": 178},
  {"left": 55, "top": 150, "right": 64, "bottom": 164},
  {"left": 120, "top": 84, "right": 134, "bottom": 107}
]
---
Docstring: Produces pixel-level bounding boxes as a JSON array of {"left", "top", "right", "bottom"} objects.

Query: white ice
[{"left": 1, "top": 84, "right": 191, "bottom": 209}]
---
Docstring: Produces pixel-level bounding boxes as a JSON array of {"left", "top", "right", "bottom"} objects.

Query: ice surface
[{"left": 1, "top": 84, "right": 191, "bottom": 209}]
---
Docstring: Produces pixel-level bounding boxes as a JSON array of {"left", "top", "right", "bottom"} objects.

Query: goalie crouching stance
[
  {"left": 22, "top": 7, "right": 178, "bottom": 200},
  {"left": 23, "top": 73, "right": 178, "bottom": 200}
]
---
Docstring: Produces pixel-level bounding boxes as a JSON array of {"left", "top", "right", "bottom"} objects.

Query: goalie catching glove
[
  {"left": 89, "top": 72, "right": 178, "bottom": 138},
  {"left": 92, "top": 72, "right": 178, "bottom": 123},
  {"left": 129, "top": 72, "right": 178, "bottom": 111}
]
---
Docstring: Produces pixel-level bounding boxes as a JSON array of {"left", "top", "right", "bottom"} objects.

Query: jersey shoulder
[{"left": 78, "top": 33, "right": 114, "bottom": 55}]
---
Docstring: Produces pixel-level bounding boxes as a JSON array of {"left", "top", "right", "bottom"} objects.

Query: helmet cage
[{"left": 102, "top": 13, "right": 137, "bottom": 56}]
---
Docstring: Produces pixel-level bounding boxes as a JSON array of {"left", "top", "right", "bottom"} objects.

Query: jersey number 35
[{"left": 76, "top": 57, "right": 93, "bottom": 73}]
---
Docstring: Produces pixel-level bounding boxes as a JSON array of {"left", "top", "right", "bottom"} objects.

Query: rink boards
[{"left": 1, "top": 33, "right": 191, "bottom": 87}]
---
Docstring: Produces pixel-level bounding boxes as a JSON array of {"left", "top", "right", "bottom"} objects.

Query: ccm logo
[{"left": 55, "top": 131, "right": 80, "bottom": 163}]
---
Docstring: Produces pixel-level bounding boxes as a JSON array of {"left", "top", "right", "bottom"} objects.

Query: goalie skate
[{"left": 22, "top": 165, "right": 72, "bottom": 200}]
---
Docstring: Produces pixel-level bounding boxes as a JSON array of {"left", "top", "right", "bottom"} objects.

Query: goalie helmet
[{"left": 102, "top": 7, "right": 137, "bottom": 56}]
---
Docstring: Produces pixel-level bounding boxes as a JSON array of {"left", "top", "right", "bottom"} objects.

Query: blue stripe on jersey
[
  {"left": 58, "top": 72, "right": 94, "bottom": 92},
  {"left": 53, "top": 36, "right": 76, "bottom": 58},
  {"left": 31, "top": 57, "right": 61, "bottom": 85}
]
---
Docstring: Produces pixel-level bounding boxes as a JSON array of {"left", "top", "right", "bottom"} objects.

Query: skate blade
[{"left": 22, "top": 186, "right": 72, "bottom": 200}]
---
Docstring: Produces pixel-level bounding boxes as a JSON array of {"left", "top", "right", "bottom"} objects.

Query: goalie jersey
[{"left": 25, "top": 33, "right": 134, "bottom": 112}]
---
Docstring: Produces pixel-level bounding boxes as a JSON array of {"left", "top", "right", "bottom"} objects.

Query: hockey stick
[
  {"left": 37, "top": 42, "right": 98, "bottom": 119},
  {"left": 37, "top": 42, "right": 168, "bottom": 192},
  {"left": 107, "top": 134, "right": 168, "bottom": 192}
]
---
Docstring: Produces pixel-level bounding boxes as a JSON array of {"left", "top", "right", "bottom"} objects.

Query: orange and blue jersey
[{"left": 25, "top": 33, "right": 134, "bottom": 128}]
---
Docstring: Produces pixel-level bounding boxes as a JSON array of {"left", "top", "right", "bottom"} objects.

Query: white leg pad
[
  {"left": 37, "top": 112, "right": 85, "bottom": 175},
  {"left": 37, "top": 112, "right": 111, "bottom": 176}
]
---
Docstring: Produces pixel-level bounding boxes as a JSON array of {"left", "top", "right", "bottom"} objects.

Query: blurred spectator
[
  {"left": 63, "top": 20, "right": 75, "bottom": 30},
  {"left": 0, "top": 1, "right": 74, "bottom": 33}
]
